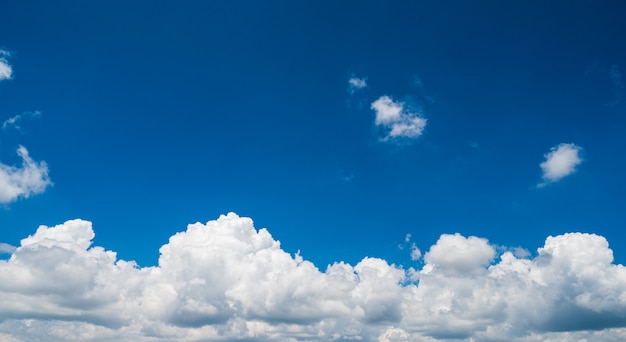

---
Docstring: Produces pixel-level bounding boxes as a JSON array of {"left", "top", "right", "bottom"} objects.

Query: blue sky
[{"left": 1, "top": 1, "right": 626, "bottom": 341}]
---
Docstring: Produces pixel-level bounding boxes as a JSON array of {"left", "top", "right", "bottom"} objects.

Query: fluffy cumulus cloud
[
  {"left": 348, "top": 76, "right": 367, "bottom": 93},
  {"left": 0, "top": 145, "right": 52, "bottom": 204},
  {"left": 1, "top": 213, "right": 626, "bottom": 341},
  {"left": 0, "top": 50, "right": 12, "bottom": 81},
  {"left": 371, "top": 95, "right": 427, "bottom": 141},
  {"left": 423, "top": 233, "right": 495, "bottom": 275},
  {"left": 539, "top": 143, "right": 582, "bottom": 187}
]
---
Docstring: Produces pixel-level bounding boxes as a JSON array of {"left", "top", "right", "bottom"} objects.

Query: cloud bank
[
  {"left": 539, "top": 143, "right": 582, "bottom": 187},
  {"left": 1, "top": 213, "right": 626, "bottom": 341},
  {"left": 0, "top": 146, "right": 52, "bottom": 204},
  {"left": 371, "top": 95, "right": 427, "bottom": 141}
]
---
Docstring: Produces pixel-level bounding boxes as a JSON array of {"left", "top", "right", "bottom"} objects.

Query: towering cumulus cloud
[{"left": 1, "top": 213, "right": 626, "bottom": 341}]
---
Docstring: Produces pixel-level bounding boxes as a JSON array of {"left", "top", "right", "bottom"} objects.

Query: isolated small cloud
[
  {"left": 2, "top": 111, "right": 42, "bottom": 131},
  {"left": 539, "top": 143, "right": 582, "bottom": 186},
  {"left": 2, "top": 213, "right": 626, "bottom": 341},
  {"left": 410, "top": 243, "right": 421, "bottom": 261},
  {"left": 403, "top": 234, "right": 422, "bottom": 260},
  {"left": 371, "top": 95, "right": 427, "bottom": 141},
  {"left": 0, "top": 145, "right": 52, "bottom": 204},
  {"left": 0, "top": 50, "right": 12, "bottom": 81},
  {"left": 348, "top": 76, "right": 367, "bottom": 93}
]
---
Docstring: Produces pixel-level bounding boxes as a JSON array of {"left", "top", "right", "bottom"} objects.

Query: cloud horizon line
[{"left": 1, "top": 213, "right": 626, "bottom": 341}]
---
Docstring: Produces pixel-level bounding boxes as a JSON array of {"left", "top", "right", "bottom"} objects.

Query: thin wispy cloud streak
[
  {"left": 1, "top": 213, "right": 626, "bottom": 341},
  {"left": 2, "top": 111, "right": 42, "bottom": 131}
]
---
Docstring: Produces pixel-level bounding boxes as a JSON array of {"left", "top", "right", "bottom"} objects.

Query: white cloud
[
  {"left": 0, "top": 243, "right": 16, "bottom": 254},
  {"left": 539, "top": 143, "right": 582, "bottom": 187},
  {"left": 371, "top": 96, "right": 427, "bottom": 141},
  {"left": 0, "top": 50, "right": 12, "bottom": 81},
  {"left": 512, "top": 246, "right": 531, "bottom": 258},
  {"left": 423, "top": 233, "right": 495, "bottom": 275},
  {"left": 403, "top": 233, "right": 422, "bottom": 260},
  {"left": 1, "top": 213, "right": 626, "bottom": 341},
  {"left": 372, "top": 96, "right": 403, "bottom": 125},
  {"left": 2, "top": 111, "right": 42, "bottom": 131},
  {"left": 410, "top": 243, "right": 421, "bottom": 261},
  {"left": 0, "top": 145, "right": 52, "bottom": 204},
  {"left": 348, "top": 76, "right": 367, "bottom": 93}
]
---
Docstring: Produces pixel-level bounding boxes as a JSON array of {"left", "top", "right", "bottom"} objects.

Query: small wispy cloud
[
  {"left": 538, "top": 143, "right": 582, "bottom": 187},
  {"left": 2, "top": 111, "right": 42, "bottom": 131},
  {"left": 0, "top": 145, "right": 52, "bottom": 204},
  {"left": 401, "top": 233, "right": 422, "bottom": 260},
  {"left": 0, "top": 50, "right": 12, "bottom": 81},
  {"left": 371, "top": 95, "right": 427, "bottom": 141},
  {"left": 348, "top": 76, "right": 367, "bottom": 94},
  {"left": 410, "top": 243, "right": 422, "bottom": 260},
  {"left": 0, "top": 49, "right": 51, "bottom": 206}
]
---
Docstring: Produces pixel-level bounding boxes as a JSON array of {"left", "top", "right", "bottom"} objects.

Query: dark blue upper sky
[{"left": 1, "top": 0, "right": 625, "bottom": 268}]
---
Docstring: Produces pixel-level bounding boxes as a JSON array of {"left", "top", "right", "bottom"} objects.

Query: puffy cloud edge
[
  {"left": 1, "top": 213, "right": 626, "bottom": 341},
  {"left": 0, "top": 145, "right": 52, "bottom": 204}
]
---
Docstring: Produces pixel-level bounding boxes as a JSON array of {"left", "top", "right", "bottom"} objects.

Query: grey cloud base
[{"left": 1, "top": 214, "right": 626, "bottom": 341}]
